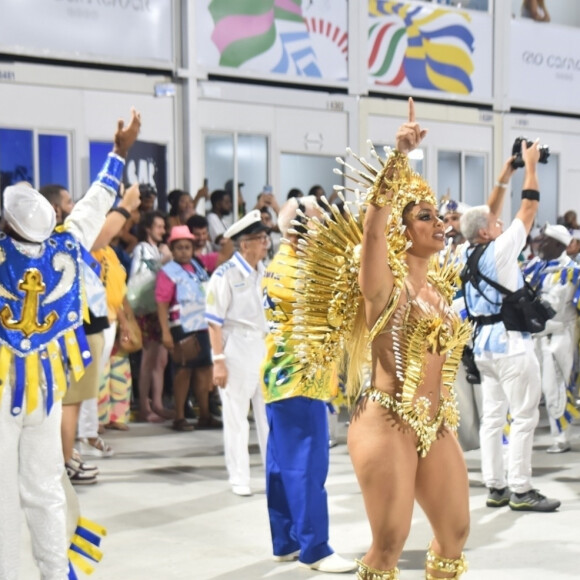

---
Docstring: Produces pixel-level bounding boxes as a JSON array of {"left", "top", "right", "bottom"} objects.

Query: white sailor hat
[
  {"left": 224, "top": 209, "right": 269, "bottom": 241},
  {"left": 543, "top": 223, "right": 572, "bottom": 246},
  {"left": 2, "top": 184, "right": 56, "bottom": 243},
  {"left": 439, "top": 199, "right": 469, "bottom": 216}
]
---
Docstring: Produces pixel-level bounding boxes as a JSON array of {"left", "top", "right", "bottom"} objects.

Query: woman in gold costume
[{"left": 348, "top": 99, "right": 471, "bottom": 579}]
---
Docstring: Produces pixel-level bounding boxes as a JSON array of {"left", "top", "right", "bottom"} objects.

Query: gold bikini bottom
[{"left": 361, "top": 387, "right": 459, "bottom": 457}]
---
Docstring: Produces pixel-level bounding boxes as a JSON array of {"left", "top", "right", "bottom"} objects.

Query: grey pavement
[{"left": 20, "top": 410, "right": 580, "bottom": 579}]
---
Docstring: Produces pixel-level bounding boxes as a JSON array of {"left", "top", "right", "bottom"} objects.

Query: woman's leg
[
  {"left": 348, "top": 399, "right": 418, "bottom": 572},
  {"left": 415, "top": 429, "right": 470, "bottom": 579},
  {"left": 173, "top": 367, "right": 192, "bottom": 423},
  {"left": 139, "top": 342, "right": 168, "bottom": 421},
  {"left": 191, "top": 366, "right": 213, "bottom": 421},
  {"left": 138, "top": 342, "right": 154, "bottom": 416},
  {"left": 150, "top": 344, "right": 170, "bottom": 417},
  {"left": 61, "top": 402, "right": 80, "bottom": 463}
]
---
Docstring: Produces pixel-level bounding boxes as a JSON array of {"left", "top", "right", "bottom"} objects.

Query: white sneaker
[
  {"left": 231, "top": 485, "right": 252, "bottom": 496},
  {"left": 78, "top": 437, "right": 114, "bottom": 458},
  {"left": 273, "top": 549, "right": 300, "bottom": 562},
  {"left": 546, "top": 442, "right": 571, "bottom": 454},
  {"left": 299, "top": 553, "right": 357, "bottom": 573}
]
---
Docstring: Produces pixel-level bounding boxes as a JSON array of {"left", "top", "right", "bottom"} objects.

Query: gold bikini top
[
  {"left": 364, "top": 281, "right": 471, "bottom": 456},
  {"left": 372, "top": 282, "right": 471, "bottom": 396}
]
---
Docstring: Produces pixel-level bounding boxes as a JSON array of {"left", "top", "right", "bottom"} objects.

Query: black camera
[
  {"left": 511, "top": 137, "right": 550, "bottom": 169},
  {"left": 461, "top": 346, "right": 481, "bottom": 385}
]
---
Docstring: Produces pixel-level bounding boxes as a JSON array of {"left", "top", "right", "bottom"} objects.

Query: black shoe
[
  {"left": 209, "top": 391, "right": 222, "bottom": 418},
  {"left": 509, "top": 489, "right": 560, "bottom": 512},
  {"left": 486, "top": 487, "right": 510, "bottom": 507}
]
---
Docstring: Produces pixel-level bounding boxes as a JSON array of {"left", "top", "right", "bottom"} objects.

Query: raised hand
[
  {"left": 395, "top": 97, "right": 428, "bottom": 155},
  {"left": 113, "top": 108, "right": 141, "bottom": 159},
  {"left": 522, "top": 138, "right": 541, "bottom": 167},
  {"left": 119, "top": 183, "right": 142, "bottom": 212}
]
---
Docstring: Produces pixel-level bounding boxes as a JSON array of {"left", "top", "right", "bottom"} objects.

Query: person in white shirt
[
  {"left": 205, "top": 210, "right": 270, "bottom": 496},
  {"left": 207, "top": 189, "right": 233, "bottom": 251},
  {"left": 461, "top": 141, "right": 560, "bottom": 513},
  {"left": 130, "top": 210, "right": 172, "bottom": 422}
]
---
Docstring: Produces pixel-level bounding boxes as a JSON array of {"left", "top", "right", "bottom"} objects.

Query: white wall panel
[{"left": 0, "top": 77, "right": 176, "bottom": 199}]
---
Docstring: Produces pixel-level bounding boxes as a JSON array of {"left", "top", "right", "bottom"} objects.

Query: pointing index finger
[{"left": 408, "top": 97, "right": 415, "bottom": 123}]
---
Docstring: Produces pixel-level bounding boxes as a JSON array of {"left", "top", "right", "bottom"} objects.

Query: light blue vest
[
  {"left": 162, "top": 260, "right": 209, "bottom": 333},
  {"left": 464, "top": 242, "right": 525, "bottom": 354}
]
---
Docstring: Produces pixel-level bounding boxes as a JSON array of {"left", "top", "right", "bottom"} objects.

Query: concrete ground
[{"left": 20, "top": 411, "right": 580, "bottom": 579}]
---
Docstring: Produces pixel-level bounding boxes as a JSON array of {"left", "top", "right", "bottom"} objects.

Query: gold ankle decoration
[
  {"left": 425, "top": 544, "right": 468, "bottom": 579},
  {"left": 355, "top": 559, "right": 400, "bottom": 580}
]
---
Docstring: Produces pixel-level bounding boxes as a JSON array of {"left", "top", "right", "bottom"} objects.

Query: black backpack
[{"left": 460, "top": 243, "right": 555, "bottom": 334}]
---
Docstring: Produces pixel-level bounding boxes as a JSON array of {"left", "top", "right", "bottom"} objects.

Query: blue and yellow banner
[{"left": 368, "top": 1, "right": 491, "bottom": 99}]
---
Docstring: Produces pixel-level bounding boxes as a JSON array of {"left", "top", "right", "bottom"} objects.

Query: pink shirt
[
  {"left": 197, "top": 252, "right": 218, "bottom": 274},
  {"left": 155, "top": 263, "right": 195, "bottom": 305}
]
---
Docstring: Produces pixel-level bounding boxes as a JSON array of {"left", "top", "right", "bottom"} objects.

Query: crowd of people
[{"left": 2, "top": 101, "right": 579, "bottom": 579}]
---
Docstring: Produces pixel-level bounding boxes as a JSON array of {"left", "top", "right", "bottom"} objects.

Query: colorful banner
[
  {"left": 510, "top": 20, "right": 580, "bottom": 115},
  {"left": 196, "top": 0, "right": 348, "bottom": 81},
  {"left": 368, "top": 1, "right": 492, "bottom": 100}
]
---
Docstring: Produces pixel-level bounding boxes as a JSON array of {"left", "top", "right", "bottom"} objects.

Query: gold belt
[{"left": 361, "top": 387, "right": 458, "bottom": 457}]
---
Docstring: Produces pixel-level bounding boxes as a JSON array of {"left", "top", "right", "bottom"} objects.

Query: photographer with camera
[
  {"left": 460, "top": 138, "right": 561, "bottom": 513},
  {"left": 523, "top": 224, "right": 580, "bottom": 454}
]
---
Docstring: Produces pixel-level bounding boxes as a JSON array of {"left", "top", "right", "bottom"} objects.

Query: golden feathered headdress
[
  {"left": 334, "top": 143, "right": 437, "bottom": 287},
  {"left": 278, "top": 144, "right": 457, "bottom": 392}
]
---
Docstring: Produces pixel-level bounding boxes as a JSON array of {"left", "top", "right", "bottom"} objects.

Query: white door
[{"left": 198, "top": 89, "right": 349, "bottom": 213}]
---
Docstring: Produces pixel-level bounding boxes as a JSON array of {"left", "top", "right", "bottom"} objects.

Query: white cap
[
  {"left": 224, "top": 209, "right": 269, "bottom": 240},
  {"left": 544, "top": 223, "right": 572, "bottom": 247},
  {"left": 439, "top": 199, "right": 470, "bottom": 216},
  {"left": 3, "top": 185, "right": 56, "bottom": 242}
]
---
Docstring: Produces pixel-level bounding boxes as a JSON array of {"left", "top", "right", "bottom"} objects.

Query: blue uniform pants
[{"left": 266, "top": 397, "right": 333, "bottom": 564}]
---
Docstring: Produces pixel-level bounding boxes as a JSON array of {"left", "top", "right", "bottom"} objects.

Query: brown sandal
[
  {"left": 172, "top": 418, "right": 194, "bottom": 432},
  {"left": 106, "top": 422, "right": 130, "bottom": 431},
  {"left": 196, "top": 416, "right": 223, "bottom": 430}
]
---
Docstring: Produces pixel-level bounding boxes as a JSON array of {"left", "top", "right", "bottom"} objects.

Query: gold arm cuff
[{"left": 365, "top": 150, "right": 410, "bottom": 208}]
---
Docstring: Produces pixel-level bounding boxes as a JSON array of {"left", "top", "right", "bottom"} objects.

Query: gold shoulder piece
[{"left": 427, "top": 245, "right": 464, "bottom": 305}]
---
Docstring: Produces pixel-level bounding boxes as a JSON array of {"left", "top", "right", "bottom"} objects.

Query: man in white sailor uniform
[
  {"left": 206, "top": 209, "right": 270, "bottom": 496},
  {"left": 524, "top": 224, "right": 580, "bottom": 453}
]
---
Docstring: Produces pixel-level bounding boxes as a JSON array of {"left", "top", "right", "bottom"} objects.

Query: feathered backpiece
[
  {"left": 289, "top": 197, "right": 364, "bottom": 382},
  {"left": 282, "top": 143, "right": 450, "bottom": 397}
]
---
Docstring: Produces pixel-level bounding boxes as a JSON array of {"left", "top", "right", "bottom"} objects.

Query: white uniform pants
[
  {"left": 78, "top": 323, "right": 116, "bottom": 438},
  {"left": 0, "top": 385, "right": 68, "bottom": 580},
  {"left": 218, "top": 333, "right": 268, "bottom": 488},
  {"left": 476, "top": 341, "right": 541, "bottom": 493},
  {"left": 534, "top": 332, "right": 574, "bottom": 443}
]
